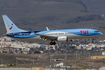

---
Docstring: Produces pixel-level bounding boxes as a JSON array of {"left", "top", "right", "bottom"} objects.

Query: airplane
[{"left": 2, "top": 15, "right": 103, "bottom": 45}]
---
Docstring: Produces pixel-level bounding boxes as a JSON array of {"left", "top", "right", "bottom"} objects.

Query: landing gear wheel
[{"left": 50, "top": 41, "right": 56, "bottom": 45}]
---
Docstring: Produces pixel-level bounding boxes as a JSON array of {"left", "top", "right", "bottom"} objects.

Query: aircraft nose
[{"left": 99, "top": 32, "right": 103, "bottom": 35}]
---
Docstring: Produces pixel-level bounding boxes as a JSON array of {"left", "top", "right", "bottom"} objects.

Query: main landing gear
[
  {"left": 50, "top": 41, "right": 56, "bottom": 45},
  {"left": 92, "top": 39, "right": 95, "bottom": 43}
]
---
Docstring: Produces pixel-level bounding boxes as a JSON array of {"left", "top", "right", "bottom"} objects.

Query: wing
[{"left": 35, "top": 33, "right": 57, "bottom": 41}]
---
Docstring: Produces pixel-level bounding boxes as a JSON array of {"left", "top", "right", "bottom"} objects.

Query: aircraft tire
[{"left": 50, "top": 41, "right": 56, "bottom": 45}]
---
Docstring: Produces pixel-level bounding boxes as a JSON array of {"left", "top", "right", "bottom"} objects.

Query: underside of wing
[{"left": 35, "top": 33, "right": 57, "bottom": 41}]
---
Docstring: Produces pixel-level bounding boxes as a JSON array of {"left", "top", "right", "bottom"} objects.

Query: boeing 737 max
[{"left": 2, "top": 15, "right": 103, "bottom": 45}]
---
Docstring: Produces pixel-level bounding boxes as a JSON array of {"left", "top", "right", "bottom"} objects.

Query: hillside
[
  {"left": 81, "top": 0, "right": 105, "bottom": 19},
  {"left": 0, "top": 0, "right": 105, "bottom": 40}
]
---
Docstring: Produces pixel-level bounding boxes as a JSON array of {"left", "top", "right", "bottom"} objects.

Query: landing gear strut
[
  {"left": 92, "top": 39, "right": 95, "bottom": 43},
  {"left": 50, "top": 41, "right": 56, "bottom": 45}
]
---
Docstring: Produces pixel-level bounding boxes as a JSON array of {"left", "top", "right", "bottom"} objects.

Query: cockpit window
[{"left": 94, "top": 31, "right": 99, "bottom": 32}]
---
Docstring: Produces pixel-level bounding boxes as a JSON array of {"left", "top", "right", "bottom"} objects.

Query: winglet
[
  {"left": 29, "top": 27, "right": 34, "bottom": 33},
  {"left": 46, "top": 27, "right": 49, "bottom": 31},
  {"left": 29, "top": 28, "right": 35, "bottom": 35}
]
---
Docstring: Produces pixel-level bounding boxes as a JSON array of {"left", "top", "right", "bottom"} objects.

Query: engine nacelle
[{"left": 57, "top": 36, "right": 68, "bottom": 42}]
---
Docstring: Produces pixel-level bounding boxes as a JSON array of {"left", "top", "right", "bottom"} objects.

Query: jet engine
[{"left": 57, "top": 36, "right": 68, "bottom": 42}]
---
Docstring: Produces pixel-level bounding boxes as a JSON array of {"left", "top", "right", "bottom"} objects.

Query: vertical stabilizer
[{"left": 2, "top": 15, "right": 27, "bottom": 34}]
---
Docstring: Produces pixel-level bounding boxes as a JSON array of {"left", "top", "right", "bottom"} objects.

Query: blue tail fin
[{"left": 2, "top": 15, "right": 27, "bottom": 34}]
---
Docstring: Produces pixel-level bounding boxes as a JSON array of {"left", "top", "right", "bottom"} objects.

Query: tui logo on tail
[{"left": 8, "top": 23, "right": 13, "bottom": 30}]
